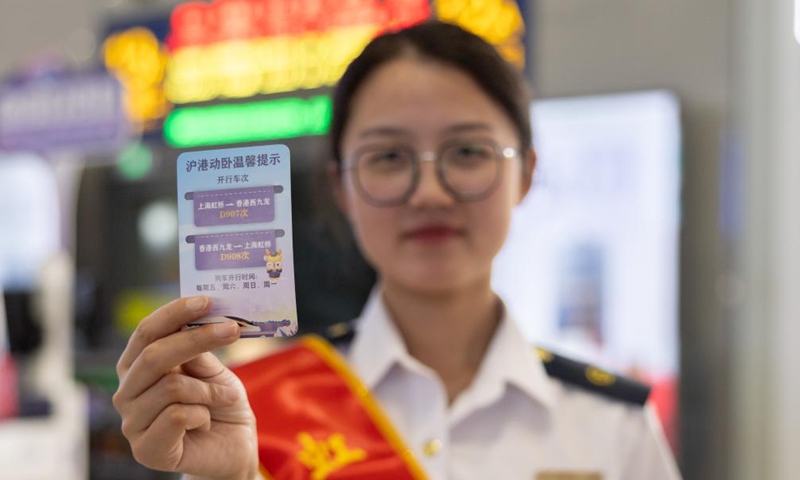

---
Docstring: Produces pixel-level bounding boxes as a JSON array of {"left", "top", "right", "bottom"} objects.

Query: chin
[
  {"left": 395, "top": 265, "right": 484, "bottom": 295},
  {"left": 369, "top": 244, "right": 494, "bottom": 293}
]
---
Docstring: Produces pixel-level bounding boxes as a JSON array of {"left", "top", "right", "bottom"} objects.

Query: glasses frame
[{"left": 341, "top": 138, "right": 519, "bottom": 207}]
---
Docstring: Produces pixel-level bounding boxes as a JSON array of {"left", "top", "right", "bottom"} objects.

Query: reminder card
[{"left": 177, "top": 144, "right": 298, "bottom": 338}]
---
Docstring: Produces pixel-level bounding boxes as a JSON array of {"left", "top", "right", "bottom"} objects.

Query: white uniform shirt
[{"left": 343, "top": 291, "right": 682, "bottom": 480}]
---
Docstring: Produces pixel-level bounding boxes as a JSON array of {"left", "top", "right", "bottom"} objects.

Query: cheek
[
  {"left": 471, "top": 200, "right": 512, "bottom": 250},
  {"left": 344, "top": 192, "right": 397, "bottom": 264},
  {"left": 471, "top": 174, "right": 520, "bottom": 248}
]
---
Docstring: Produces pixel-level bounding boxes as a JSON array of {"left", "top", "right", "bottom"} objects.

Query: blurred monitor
[
  {"left": 493, "top": 90, "right": 681, "bottom": 448},
  {"left": 0, "top": 155, "right": 58, "bottom": 356},
  {"left": 0, "top": 154, "right": 60, "bottom": 291}
]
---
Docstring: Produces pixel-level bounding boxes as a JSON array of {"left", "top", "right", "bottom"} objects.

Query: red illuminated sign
[
  {"left": 163, "top": 0, "right": 526, "bottom": 122},
  {"left": 168, "top": 0, "right": 430, "bottom": 50}
]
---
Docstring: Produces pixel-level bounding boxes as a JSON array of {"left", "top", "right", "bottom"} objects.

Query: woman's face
[{"left": 338, "top": 57, "right": 533, "bottom": 294}]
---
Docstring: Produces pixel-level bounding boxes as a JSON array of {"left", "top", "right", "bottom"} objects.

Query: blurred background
[{"left": 0, "top": 0, "right": 798, "bottom": 479}]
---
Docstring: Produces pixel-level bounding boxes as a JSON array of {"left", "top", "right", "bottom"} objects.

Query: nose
[{"left": 406, "top": 155, "right": 455, "bottom": 208}]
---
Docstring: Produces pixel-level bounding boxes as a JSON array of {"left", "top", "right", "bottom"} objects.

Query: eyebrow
[
  {"left": 358, "top": 126, "right": 410, "bottom": 139},
  {"left": 358, "top": 122, "right": 493, "bottom": 139},
  {"left": 443, "top": 122, "right": 493, "bottom": 135}
]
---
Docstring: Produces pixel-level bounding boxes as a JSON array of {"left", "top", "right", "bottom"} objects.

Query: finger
[
  {"left": 116, "top": 321, "right": 240, "bottom": 403},
  {"left": 119, "top": 373, "right": 239, "bottom": 438},
  {"left": 181, "top": 347, "right": 239, "bottom": 380},
  {"left": 117, "top": 296, "right": 211, "bottom": 378},
  {"left": 129, "top": 403, "right": 211, "bottom": 472}
]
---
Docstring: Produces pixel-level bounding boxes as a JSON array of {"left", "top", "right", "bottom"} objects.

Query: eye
[
  {"left": 360, "top": 148, "right": 410, "bottom": 172},
  {"left": 446, "top": 142, "right": 494, "bottom": 167},
  {"left": 457, "top": 144, "right": 492, "bottom": 158}
]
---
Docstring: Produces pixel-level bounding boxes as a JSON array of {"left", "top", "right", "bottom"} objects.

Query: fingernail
[
  {"left": 187, "top": 296, "right": 208, "bottom": 312},
  {"left": 214, "top": 321, "right": 238, "bottom": 338}
]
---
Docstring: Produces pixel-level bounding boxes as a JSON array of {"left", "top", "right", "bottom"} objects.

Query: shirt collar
[
  {"left": 475, "top": 303, "right": 557, "bottom": 411},
  {"left": 346, "top": 288, "right": 557, "bottom": 412},
  {"left": 347, "top": 287, "right": 412, "bottom": 389}
]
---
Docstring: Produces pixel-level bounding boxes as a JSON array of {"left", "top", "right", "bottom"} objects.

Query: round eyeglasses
[{"left": 341, "top": 138, "right": 518, "bottom": 207}]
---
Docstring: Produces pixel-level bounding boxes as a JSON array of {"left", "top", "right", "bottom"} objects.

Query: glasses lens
[
  {"left": 441, "top": 140, "right": 500, "bottom": 198},
  {"left": 355, "top": 147, "right": 415, "bottom": 204}
]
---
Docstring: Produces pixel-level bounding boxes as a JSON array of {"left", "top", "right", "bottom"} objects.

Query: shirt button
[{"left": 422, "top": 438, "right": 443, "bottom": 457}]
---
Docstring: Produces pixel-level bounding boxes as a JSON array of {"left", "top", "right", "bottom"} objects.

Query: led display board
[
  {"left": 104, "top": 27, "right": 170, "bottom": 132},
  {"left": 164, "top": 95, "right": 331, "bottom": 147},
  {"left": 165, "top": 0, "right": 431, "bottom": 104},
  {"left": 164, "top": 0, "right": 524, "bottom": 104},
  {"left": 162, "top": 0, "right": 527, "bottom": 148},
  {"left": 435, "top": 0, "right": 525, "bottom": 67},
  {"left": 102, "top": 16, "right": 172, "bottom": 133}
]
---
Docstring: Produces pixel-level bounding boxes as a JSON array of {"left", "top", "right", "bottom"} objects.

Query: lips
[{"left": 404, "top": 225, "right": 463, "bottom": 242}]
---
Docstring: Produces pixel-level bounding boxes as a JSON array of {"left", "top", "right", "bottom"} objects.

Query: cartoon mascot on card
[{"left": 265, "top": 248, "right": 283, "bottom": 284}]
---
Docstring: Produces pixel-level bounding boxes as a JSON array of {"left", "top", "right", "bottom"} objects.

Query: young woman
[{"left": 113, "top": 22, "right": 681, "bottom": 480}]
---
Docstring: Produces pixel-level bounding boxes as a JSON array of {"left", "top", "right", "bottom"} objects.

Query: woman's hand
[{"left": 113, "top": 296, "right": 260, "bottom": 480}]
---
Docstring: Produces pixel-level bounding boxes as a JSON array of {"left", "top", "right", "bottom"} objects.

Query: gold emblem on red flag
[{"left": 297, "top": 432, "right": 367, "bottom": 480}]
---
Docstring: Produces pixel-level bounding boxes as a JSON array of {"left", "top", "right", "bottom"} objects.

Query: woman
[{"left": 113, "top": 22, "right": 681, "bottom": 480}]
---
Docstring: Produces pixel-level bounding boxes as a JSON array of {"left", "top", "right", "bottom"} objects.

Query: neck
[{"left": 381, "top": 276, "right": 500, "bottom": 403}]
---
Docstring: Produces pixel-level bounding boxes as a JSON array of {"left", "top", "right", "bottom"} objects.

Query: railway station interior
[{"left": 1, "top": 0, "right": 799, "bottom": 479}]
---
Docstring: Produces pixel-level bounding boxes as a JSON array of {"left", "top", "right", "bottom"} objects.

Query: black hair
[{"left": 330, "top": 21, "right": 533, "bottom": 164}]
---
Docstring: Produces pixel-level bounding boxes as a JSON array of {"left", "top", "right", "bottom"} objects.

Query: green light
[
  {"left": 117, "top": 142, "right": 154, "bottom": 181},
  {"left": 164, "top": 95, "right": 332, "bottom": 148}
]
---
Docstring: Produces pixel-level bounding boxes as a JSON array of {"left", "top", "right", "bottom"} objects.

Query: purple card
[
  {"left": 189, "top": 230, "right": 283, "bottom": 270},
  {"left": 189, "top": 185, "right": 283, "bottom": 227}
]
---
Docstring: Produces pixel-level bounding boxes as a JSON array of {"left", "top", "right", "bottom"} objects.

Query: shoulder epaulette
[
  {"left": 321, "top": 321, "right": 357, "bottom": 346},
  {"left": 535, "top": 347, "right": 651, "bottom": 406}
]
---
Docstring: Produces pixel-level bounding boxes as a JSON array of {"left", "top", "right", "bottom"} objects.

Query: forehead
[{"left": 343, "top": 57, "right": 517, "bottom": 144}]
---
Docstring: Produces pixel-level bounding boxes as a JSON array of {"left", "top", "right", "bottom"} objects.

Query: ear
[
  {"left": 328, "top": 160, "right": 349, "bottom": 217},
  {"left": 517, "top": 148, "right": 537, "bottom": 205}
]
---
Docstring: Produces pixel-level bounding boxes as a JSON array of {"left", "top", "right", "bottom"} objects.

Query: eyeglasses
[{"left": 341, "top": 138, "right": 518, "bottom": 207}]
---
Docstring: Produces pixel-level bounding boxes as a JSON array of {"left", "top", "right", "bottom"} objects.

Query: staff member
[{"left": 113, "top": 21, "right": 682, "bottom": 480}]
